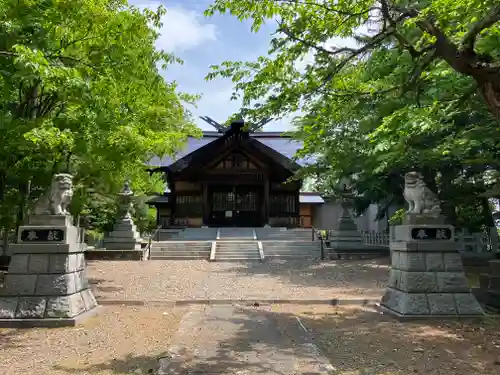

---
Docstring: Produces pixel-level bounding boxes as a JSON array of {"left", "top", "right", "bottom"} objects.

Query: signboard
[
  {"left": 411, "top": 227, "right": 452, "bottom": 240},
  {"left": 225, "top": 210, "right": 233, "bottom": 218},
  {"left": 20, "top": 229, "right": 65, "bottom": 242}
]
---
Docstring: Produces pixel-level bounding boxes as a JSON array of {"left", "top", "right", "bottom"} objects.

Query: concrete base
[
  {"left": 0, "top": 305, "right": 103, "bottom": 328},
  {"left": 376, "top": 303, "right": 485, "bottom": 320},
  {"left": 329, "top": 205, "right": 366, "bottom": 251},
  {"left": 0, "top": 214, "right": 101, "bottom": 327},
  {"left": 380, "top": 220, "right": 484, "bottom": 318},
  {"left": 85, "top": 249, "right": 144, "bottom": 261},
  {"left": 103, "top": 217, "right": 142, "bottom": 251}
]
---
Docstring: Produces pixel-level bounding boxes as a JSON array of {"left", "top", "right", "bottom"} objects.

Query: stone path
[{"left": 158, "top": 304, "right": 332, "bottom": 374}]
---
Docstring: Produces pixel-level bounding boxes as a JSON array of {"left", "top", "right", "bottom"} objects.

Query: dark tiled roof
[{"left": 147, "top": 131, "right": 315, "bottom": 168}]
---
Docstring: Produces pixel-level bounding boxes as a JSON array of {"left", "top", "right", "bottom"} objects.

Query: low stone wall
[{"left": 85, "top": 249, "right": 144, "bottom": 261}]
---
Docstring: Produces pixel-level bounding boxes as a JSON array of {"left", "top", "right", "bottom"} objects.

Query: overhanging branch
[{"left": 461, "top": 6, "right": 500, "bottom": 53}]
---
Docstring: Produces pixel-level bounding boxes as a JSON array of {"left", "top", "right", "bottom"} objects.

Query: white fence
[{"left": 357, "top": 227, "right": 500, "bottom": 253}]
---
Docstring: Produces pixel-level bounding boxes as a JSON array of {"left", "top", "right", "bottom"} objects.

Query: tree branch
[
  {"left": 274, "top": 0, "right": 373, "bottom": 16},
  {"left": 461, "top": 6, "right": 500, "bottom": 53}
]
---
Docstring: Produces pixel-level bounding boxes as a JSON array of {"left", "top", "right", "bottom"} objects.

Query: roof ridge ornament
[
  {"left": 199, "top": 116, "right": 227, "bottom": 133},
  {"left": 200, "top": 115, "right": 272, "bottom": 133}
]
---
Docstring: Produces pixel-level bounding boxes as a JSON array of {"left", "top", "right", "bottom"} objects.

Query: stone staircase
[
  {"left": 256, "top": 228, "right": 321, "bottom": 259},
  {"left": 158, "top": 228, "right": 218, "bottom": 241},
  {"left": 256, "top": 228, "right": 313, "bottom": 241},
  {"left": 214, "top": 241, "right": 261, "bottom": 261},
  {"left": 261, "top": 240, "right": 321, "bottom": 259},
  {"left": 149, "top": 241, "right": 212, "bottom": 260},
  {"left": 218, "top": 227, "right": 255, "bottom": 240},
  {"left": 149, "top": 227, "right": 323, "bottom": 261}
]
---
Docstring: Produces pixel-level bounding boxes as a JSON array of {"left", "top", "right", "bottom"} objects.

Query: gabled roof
[{"left": 147, "top": 131, "right": 315, "bottom": 168}]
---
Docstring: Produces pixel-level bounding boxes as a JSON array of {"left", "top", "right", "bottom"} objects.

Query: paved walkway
[{"left": 158, "top": 304, "right": 332, "bottom": 374}]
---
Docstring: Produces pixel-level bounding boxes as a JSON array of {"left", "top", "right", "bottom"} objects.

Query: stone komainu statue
[
  {"left": 34, "top": 173, "right": 74, "bottom": 215},
  {"left": 403, "top": 171, "right": 441, "bottom": 216}
]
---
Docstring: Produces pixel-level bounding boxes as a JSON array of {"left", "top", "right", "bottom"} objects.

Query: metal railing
[{"left": 144, "top": 225, "right": 162, "bottom": 260}]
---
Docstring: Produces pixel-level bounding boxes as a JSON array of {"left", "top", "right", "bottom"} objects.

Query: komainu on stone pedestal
[
  {"left": 34, "top": 173, "right": 74, "bottom": 215},
  {"left": 379, "top": 172, "right": 484, "bottom": 318},
  {"left": 403, "top": 172, "right": 441, "bottom": 217},
  {"left": 0, "top": 174, "right": 100, "bottom": 328}
]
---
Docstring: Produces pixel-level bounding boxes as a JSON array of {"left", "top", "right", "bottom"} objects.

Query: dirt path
[
  {"left": 274, "top": 304, "right": 500, "bottom": 375},
  {"left": 0, "top": 306, "right": 186, "bottom": 375}
]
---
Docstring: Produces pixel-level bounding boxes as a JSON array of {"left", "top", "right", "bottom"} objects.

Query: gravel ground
[
  {"left": 87, "top": 258, "right": 389, "bottom": 302},
  {"left": 0, "top": 305, "right": 186, "bottom": 375},
  {"left": 274, "top": 304, "right": 500, "bottom": 375}
]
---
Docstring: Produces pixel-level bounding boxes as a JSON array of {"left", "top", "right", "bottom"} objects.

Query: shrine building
[{"left": 146, "top": 118, "right": 324, "bottom": 228}]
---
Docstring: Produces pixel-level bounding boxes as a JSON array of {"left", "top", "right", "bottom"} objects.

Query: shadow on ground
[
  {"left": 0, "top": 329, "right": 23, "bottom": 350},
  {"left": 88, "top": 277, "right": 124, "bottom": 294},
  {"left": 218, "top": 257, "right": 390, "bottom": 289},
  {"left": 51, "top": 305, "right": 500, "bottom": 375}
]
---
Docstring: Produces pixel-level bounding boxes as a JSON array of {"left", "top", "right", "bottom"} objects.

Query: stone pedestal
[
  {"left": 329, "top": 206, "right": 365, "bottom": 251},
  {"left": 0, "top": 215, "right": 100, "bottom": 327},
  {"left": 103, "top": 217, "right": 142, "bottom": 250},
  {"left": 380, "top": 220, "right": 484, "bottom": 318}
]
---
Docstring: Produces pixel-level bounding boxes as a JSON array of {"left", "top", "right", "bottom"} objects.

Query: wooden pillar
[
  {"left": 170, "top": 179, "right": 176, "bottom": 227},
  {"left": 295, "top": 186, "right": 300, "bottom": 228},
  {"left": 156, "top": 205, "right": 160, "bottom": 228},
  {"left": 202, "top": 182, "right": 209, "bottom": 225},
  {"left": 263, "top": 177, "right": 269, "bottom": 225}
]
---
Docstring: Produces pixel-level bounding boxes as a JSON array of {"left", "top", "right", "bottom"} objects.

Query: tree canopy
[
  {"left": 0, "top": 0, "right": 200, "bottom": 239},
  {"left": 205, "top": 0, "right": 500, "bottom": 229}
]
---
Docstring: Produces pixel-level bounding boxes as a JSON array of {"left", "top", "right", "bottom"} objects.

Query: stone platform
[
  {"left": 0, "top": 215, "right": 101, "bottom": 327},
  {"left": 379, "top": 223, "right": 484, "bottom": 319},
  {"left": 103, "top": 217, "right": 142, "bottom": 250},
  {"left": 329, "top": 206, "right": 365, "bottom": 251}
]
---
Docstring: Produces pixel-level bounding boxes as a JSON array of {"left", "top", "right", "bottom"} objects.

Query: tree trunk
[
  {"left": 478, "top": 78, "right": 500, "bottom": 123},
  {"left": 480, "top": 197, "right": 495, "bottom": 228}
]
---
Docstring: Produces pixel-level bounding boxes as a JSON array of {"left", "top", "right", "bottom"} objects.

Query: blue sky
[{"left": 130, "top": 0, "right": 292, "bottom": 132}]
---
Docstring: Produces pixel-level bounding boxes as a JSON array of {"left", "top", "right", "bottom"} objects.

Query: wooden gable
[{"left": 214, "top": 152, "right": 258, "bottom": 170}]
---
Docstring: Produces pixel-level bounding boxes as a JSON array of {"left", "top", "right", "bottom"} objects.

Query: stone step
[
  {"left": 264, "top": 254, "right": 320, "bottom": 258},
  {"left": 215, "top": 251, "right": 259, "bottom": 256},
  {"left": 217, "top": 250, "right": 258, "bottom": 254},
  {"left": 214, "top": 258, "right": 262, "bottom": 262},
  {"left": 151, "top": 246, "right": 210, "bottom": 250},
  {"left": 216, "top": 246, "right": 258, "bottom": 250},
  {"left": 150, "top": 255, "right": 209, "bottom": 260},
  {"left": 150, "top": 251, "right": 210, "bottom": 256},
  {"left": 263, "top": 246, "right": 320, "bottom": 251},
  {"left": 152, "top": 246, "right": 210, "bottom": 251}
]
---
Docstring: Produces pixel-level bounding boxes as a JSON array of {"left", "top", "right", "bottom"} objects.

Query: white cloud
[
  {"left": 131, "top": 1, "right": 217, "bottom": 52},
  {"left": 156, "top": 8, "right": 217, "bottom": 52}
]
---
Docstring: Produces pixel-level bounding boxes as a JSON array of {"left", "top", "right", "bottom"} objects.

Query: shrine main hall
[{"left": 146, "top": 118, "right": 324, "bottom": 228}]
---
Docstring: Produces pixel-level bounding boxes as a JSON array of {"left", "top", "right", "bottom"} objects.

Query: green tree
[
  {"left": 205, "top": 0, "right": 500, "bottom": 228},
  {"left": 0, "top": 0, "right": 200, "bottom": 241}
]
